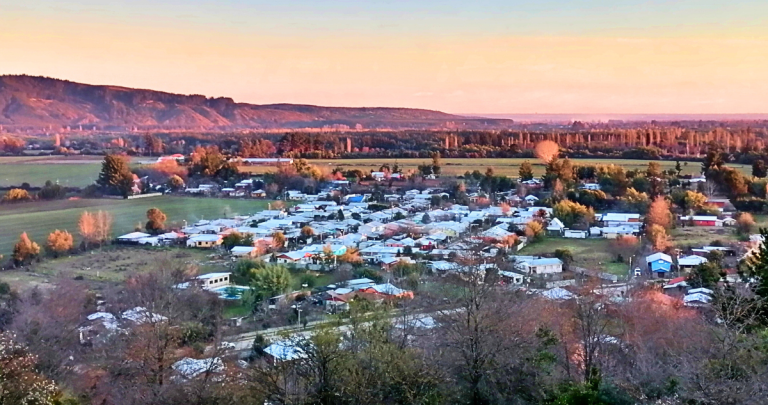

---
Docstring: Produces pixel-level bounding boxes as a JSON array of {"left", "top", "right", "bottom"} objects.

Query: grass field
[
  {"left": 0, "top": 155, "right": 102, "bottom": 188},
  {"left": 1, "top": 156, "right": 751, "bottom": 188},
  {"left": 0, "top": 196, "right": 276, "bottom": 259},
  {"left": 242, "top": 158, "right": 750, "bottom": 178},
  {"left": 519, "top": 237, "right": 632, "bottom": 277}
]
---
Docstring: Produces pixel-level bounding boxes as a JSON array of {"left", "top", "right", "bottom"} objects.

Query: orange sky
[{"left": 2, "top": 1, "right": 767, "bottom": 114}]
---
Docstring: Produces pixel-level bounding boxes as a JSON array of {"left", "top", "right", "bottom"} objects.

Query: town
[{"left": 3, "top": 137, "right": 768, "bottom": 405}]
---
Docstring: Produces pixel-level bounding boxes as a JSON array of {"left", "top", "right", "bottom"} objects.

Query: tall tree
[
  {"left": 97, "top": 154, "right": 135, "bottom": 197},
  {"left": 646, "top": 196, "right": 672, "bottom": 229},
  {"left": 519, "top": 160, "right": 534, "bottom": 181}
]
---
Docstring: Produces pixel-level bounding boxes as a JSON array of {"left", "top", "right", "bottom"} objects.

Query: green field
[
  {"left": 0, "top": 196, "right": 276, "bottom": 259},
  {"left": 248, "top": 158, "right": 750, "bottom": 178},
  {"left": 519, "top": 237, "right": 632, "bottom": 277},
  {"left": 0, "top": 155, "right": 102, "bottom": 188},
  {"left": 1, "top": 156, "right": 751, "bottom": 189}
]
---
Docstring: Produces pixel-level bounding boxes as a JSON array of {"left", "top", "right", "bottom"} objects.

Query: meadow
[
  {"left": 1, "top": 156, "right": 752, "bottom": 189},
  {"left": 0, "top": 155, "right": 102, "bottom": 188},
  {"left": 0, "top": 196, "right": 275, "bottom": 259},
  {"left": 242, "top": 157, "right": 751, "bottom": 178}
]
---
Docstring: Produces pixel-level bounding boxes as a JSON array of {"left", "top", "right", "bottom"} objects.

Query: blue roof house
[{"left": 646, "top": 252, "right": 673, "bottom": 278}]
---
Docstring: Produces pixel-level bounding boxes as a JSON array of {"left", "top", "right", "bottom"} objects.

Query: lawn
[
  {"left": 240, "top": 158, "right": 748, "bottom": 178},
  {"left": 519, "top": 237, "right": 632, "bottom": 276},
  {"left": 0, "top": 196, "right": 277, "bottom": 259}
]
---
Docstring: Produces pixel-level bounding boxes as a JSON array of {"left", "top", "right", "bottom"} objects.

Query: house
[
  {"left": 564, "top": 229, "right": 588, "bottom": 239},
  {"left": 684, "top": 288, "right": 714, "bottom": 307},
  {"left": 677, "top": 255, "right": 708, "bottom": 272},
  {"left": 646, "top": 252, "right": 673, "bottom": 277},
  {"left": 680, "top": 215, "right": 723, "bottom": 227},
  {"left": 190, "top": 272, "right": 232, "bottom": 290},
  {"left": 371, "top": 171, "right": 387, "bottom": 181},
  {"left": 547, "top": 218, "right": 565, "bottom": 235},
  {"left": 580, "top": 183, "right": 601, "bottom": 191},
  {"left": 524, "top": 195, "right": 539, "bottom": 204},
  {"left": 172, "top": 357, "right": 224, "bottom": 380},
  {"left": 359, "top": 283, "right": 414, "bottom": 300},
  {"left": 276, "top": 251, "right": 311, "bottom": 265},
  {"left": 706, "top": 198, "right": 730, "bottom": 209},
  {"left": 116, "top": 232, "right": 152, "bottom": 244},
  {"left": 186, "top": 234, "right": 223, "bottom": 248},
  {"left": 662, "top": 276, "right": 689, "bottom": 297},
  {"left": 540, "top": 287, "right": 575, "bottom": 301},
  {"left": 231, "top": 246, "right": 259, "bottom": 258},
  {"left": 600, "top": 213, "right": 641, "bottom": 229},
  {"left": 515, "top": 257, "right": 563, "bottom": 275},
  {"left": 380, "top": 256, "right": 415, "bottom": 270},
  {"left": 251, "top": 189, "right": 267, "bottom": 198},
  {"left": 499, "top": 270, "right": 526, "bottom": 285},
  {"left": 263, "top": 340, "right": 307, "bottom": 364}
]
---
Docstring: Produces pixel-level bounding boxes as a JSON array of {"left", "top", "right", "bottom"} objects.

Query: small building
[
  {"left": 499, "top": 270, "right": 526, "bottom": 285},
  {"left": 564, "top": 229, "right": 588, "bottom": 239},
  {"left": 516, "top": 257, "right": 563, "bottom": 275},
  {"left": 186, "top": 234, "right": 223, "bottom": 248},
  {"left": 231, "top": 246, "right": 258, "bottom": 258},
  {"left": 680, "top": 215, "right": 723, "bottom": 227},
  {"left": 677, "top": 255, "right": 708, "bottom": 272},
  {"left": 646, "top": 252, "right": 673, "bottom": 278},
  {"left": 547, "top": 218, "right": 565, "bottom": 235},
  {"left": 116, "top": 232, "right": 152, "bottom": 244},
  {"left": 276, "top": 251, "right": 311, "bottom": 265}
]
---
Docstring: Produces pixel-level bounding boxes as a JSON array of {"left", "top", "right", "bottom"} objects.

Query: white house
[{"left": 515, "top": 257, "right": 563, "bottom": 274}]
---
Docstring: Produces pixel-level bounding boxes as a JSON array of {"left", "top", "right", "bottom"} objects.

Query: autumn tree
[
  {"left": 95, "top": 210, "right": 113, "bottom": 244},
  {"left": 680, "top": 190, "right": 708, "bottom": 213},
  {"left": 553, "top": 200, "right": 594, "bottom": 229},
  {"left": 222, "top": 231, "right": 254, "bottom": 249},
  {"left": 1, "top": 188, "right": 32, "bottom": 203},
  {"left": 736, "top": 212, "right": 756, "bottom": 235},
  {"left": 338, "top": 247, "right": 363, "bottom": 264},
  {"left": 97, "top": 154, "right": 135, "bottom": 197},
  {"left": 167, "top": 174, "right": 184, "bottom": 190},
  {"left": 46, "top": 229, "right": 73, "bottom": 257},
  {"left": 534, "top": 140, "right": 560, "bottom": 164},
  {"left": 0, "top": 188, "right": 27, "bottom": 204},
  {"left": 78, "top": 211, "right": 97, "bottom": 248},
  {"left": 619, "top": 188, "right": 650, "bottom": 214},
  {"left": 646, "top": 196, "right": 672, "bottom": 229},
  {"left": 145, "top": 207, "right": 167, "bottom": 234},
  {"left": 611, "top": 235, "right": 639, "bottom": 262},
  {"left": 647, "top": 224, "right": 671, "bottom": 251},
  {"left": 301, "top": 226, "right": 315, "bottom": 239},
  {"left": 271, "top": 231, "right": 286, "bottom": 249},
  {"left": 12, "top": 232, "right": 40, "bottom": 266},
  {"left": 525, "top": 220, "right": 545, "bottom": 242}
]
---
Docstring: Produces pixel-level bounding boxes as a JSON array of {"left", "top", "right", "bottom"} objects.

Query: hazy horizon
[{"left": 2, "top": 1, "right": 767, "bottom": 115}]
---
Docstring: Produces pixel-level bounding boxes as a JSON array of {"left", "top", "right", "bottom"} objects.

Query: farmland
[
  {"left": 0, "top": 196, "right": 276, "bottom": 259},
  {"left": 0, "top": 155, "right": 102, "bottom": 188},
  {"left": 1, "top": 156, "right": 752, "bottom": 188},
  {"left": 241, "top": 158, "right": 750, "bottom": 177}
]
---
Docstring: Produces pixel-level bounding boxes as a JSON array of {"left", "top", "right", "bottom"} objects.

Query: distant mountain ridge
[{"left": 0, "top": 75, "right": 510, "bottom": 130}]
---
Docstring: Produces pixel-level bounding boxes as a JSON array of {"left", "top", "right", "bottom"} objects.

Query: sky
[{"left": 2, "top": 0, "right": 767, "bottom": 114}]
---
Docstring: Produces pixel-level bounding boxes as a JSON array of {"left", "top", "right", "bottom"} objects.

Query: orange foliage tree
[
  {"left": 534, "top": 140, "right": 560, "bottom": 164},
  {"left": 12, "top": 232, "right": 40, "bottom": 265},
  {"left": 46, "top": 229, "right": 74, "bottom": 257},
  {"left": 646, "top": 196, "right": 672, "bottom": 229}
]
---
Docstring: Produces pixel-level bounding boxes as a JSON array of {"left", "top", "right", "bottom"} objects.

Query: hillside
[{"left": 0, "top": 75, "right": 511, "bottom": 130}]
